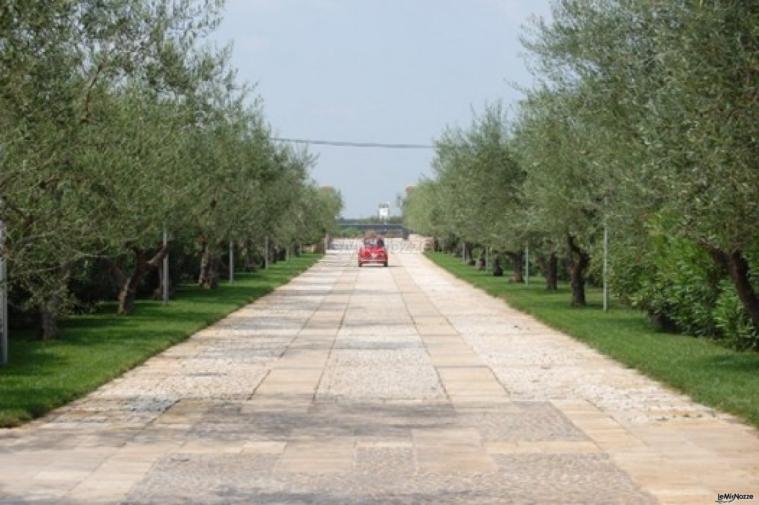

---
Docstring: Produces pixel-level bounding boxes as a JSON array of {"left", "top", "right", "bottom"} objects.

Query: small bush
[
  {"left": 629, "top": 236, "right": 719, "bottom": 336},
  {"left": 713, "top": 280, "right": 759, "bottom": 351}
]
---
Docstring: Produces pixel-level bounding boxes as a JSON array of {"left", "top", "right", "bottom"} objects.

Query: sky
[{"left": 210, "top": 0, "right": 553, "bottom": 218}]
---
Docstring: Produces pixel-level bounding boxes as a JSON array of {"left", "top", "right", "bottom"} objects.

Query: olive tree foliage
[
  {"left": 267, "top": 183, "right": 341, "bottom": 262},
  {"left": 641, "top": 1, "right": 759, "bottom": 330},
  {"left": 512, "top": 0, "right": 670, "bottom": 305},
  {"left": 402, "top": 180, "right": 448, "bottom": 241},
  {"left": 1, "top": 0, "right": 225, "bottom": 334},
  {"left": 190, "top": 115, "right": 340, "bottom": 288},
  {"left": 192, "top": 96, "right": 266, "bottom": 289},
  {"left": 406, "top": 1, "right": 758, "bottom": 342},
  {"left": 0, "top": 1, "right": 91, "bottom": 334},
  {"left": 511, "top": 87, "right": 610, "bottom": 304},
  {"left": 291, "top": 185, "right": 344, "bottom": 246},
  {"left": 263, "top": 150, "right": 311, "bottom": 254},
  {"left": 1, "top": 0, "right": 339, "bottom": 338},
  {"left": 426, "top": 105, "right": 527, "bottom": 275},
  {"left": 519, "top": 0, "right": 759, "bottom": 333}
]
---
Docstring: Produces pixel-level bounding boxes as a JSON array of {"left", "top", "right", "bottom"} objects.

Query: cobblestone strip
[
  {"left": 400, "top": 250, "right": 759, "bottom": 504},
  {"left": 389, "top": 264, "right": 510, "bottom": 407},
  {"left": 315, "top": 255, "right": 443, "bottom": 402},
  {"left": 69, "top": 259, "right": 344, "bottom": 504},
  {"left": 1, "top": 244, "right": 756, "bottom": 504},
  {"left": 254, "top": 257, "right": 355, "bottom": 408},
  {"left": 0, "top": 255, "right": 343, "bottom": 505},
  {"left": 309, "top": 267, "right": 357, "bottom": 402}
]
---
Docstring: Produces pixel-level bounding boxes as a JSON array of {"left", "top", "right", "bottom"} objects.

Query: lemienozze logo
[{"left": 716, "top": 493, "right": 755, "bottom": 504}]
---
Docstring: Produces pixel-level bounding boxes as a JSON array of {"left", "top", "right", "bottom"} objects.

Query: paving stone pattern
[{"left": 0, "top": 239, "right": 757, "bottom": 504}]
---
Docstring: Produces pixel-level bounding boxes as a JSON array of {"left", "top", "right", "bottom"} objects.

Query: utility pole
[
  {"left": 264, "top": 236, "right": 269, "bottom": 269},
  {"left": 162, "top": 227, "right": 169, "bottom": 304},
  {"left": 602, "top": 192, "right": 610, "bottom": 312},
  {"left": 603, "top": 223, "right": 609, "bottom": 312},
  {"left": 0, "top": 215, "right": 7, "bottom": 366},
  {"left": 228, "top": 240, "right": 234, "bottom": 283},
  {"left": 524, "top": 245, "right": 530, "bottom": 285}
]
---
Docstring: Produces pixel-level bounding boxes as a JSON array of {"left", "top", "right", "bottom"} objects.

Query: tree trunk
[
  {"left": 507, "top": 251, "right": 524, "bottom": 283},
  {"left": 270, "top": 242, "right": 278, "bottom": 264},
  {"left": 240, "top": 240, "right": 258, "bottom": 272},
  {"left": 38, "top": 287, "right": 65, "bottom": 340},
  {"left": 726, "top": 252, "right": 759, "bottom": 328},
  {"left": 152, "top": 263, "right": 165, "bottom": 299},
  {"left": 547, "top": 253, "right": 558, "bottom": 291},
  {"left": 465, "top": 242, "right": 475, "bottom": 266},
  {"left": 492, "top": 255, "right": 504, "bottom": 277},
  {"left": 198, "top": 243, "right": 219, "bottom": 289},
  {"left": 117, "top": 246, "right": 168, "bottom": 314},
  {"left": 477, "top": 251, "right": 486, "bottom": 271},
  {"left": 37, "top": 266, "right": 70, "bottom": 340},
  {"left": 705, "top": 245, "right": 759, "bottom": 329},
  {"left": 118, "top": 260, "right": 146, "bottom": 315},
  {"left": 221, "top": 247, "right": 231, "bottom": 280},
  {"left": 537, "top": 253, "right": 558, "bottom": 291},
  {"left": 567, "top": 235, "right": 590, "bottom": 306},
  {"left": 39, "top": 306, "right": 59, "bottom": 340}
]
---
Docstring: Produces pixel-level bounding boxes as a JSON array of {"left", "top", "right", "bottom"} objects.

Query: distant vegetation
[
  {"left": 340, "top": 216, "right": 404, "bottom": 224},
  {"left": 334, "top": 227, "right": 365, "bottom": 238},
  {"left": 333, "top": 217, "right": 406, "bottom": 238},
  {"left": 404, "top": 1, "right": 758, "bottom": 350}
]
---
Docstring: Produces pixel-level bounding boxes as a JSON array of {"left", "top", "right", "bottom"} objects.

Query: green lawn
[
  {"left": 0, "top": 254, "right": 321, "bottom": 428},
  {"left": 427, "top": 252, "right": 759, "bottom": 428}
]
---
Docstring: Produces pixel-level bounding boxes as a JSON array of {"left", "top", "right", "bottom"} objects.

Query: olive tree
[
  {"left": 0, "top": 0, "right": 224, "bottom": 333},
  {"left": 520, "top": 0, "right": 759, "bottom": 321},
  {"left": 430, "top": 105, "right": 527, "bottom": 274}
]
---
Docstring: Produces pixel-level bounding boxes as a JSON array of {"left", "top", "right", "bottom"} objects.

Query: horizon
[{"left": 211, "top": 0, "right": 552, "bottom": 217}]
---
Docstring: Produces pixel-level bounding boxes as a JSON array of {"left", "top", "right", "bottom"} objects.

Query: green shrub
[
  {"left": 713, "top": 281, "right": 759, "bottom": 351},
  {"left": 610, "top": 216, "right": 759, "bottom": 349},
  {"left": 629, "top": 235, "right": 719, "bottom": 336}
]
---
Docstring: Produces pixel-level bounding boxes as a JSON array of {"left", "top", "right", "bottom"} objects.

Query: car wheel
[
  {"left": 383, "top": 261, "right": 388, "bottom": 267},
  {"left": 358, "top": 262, "right": 362, "bottom": 267}
]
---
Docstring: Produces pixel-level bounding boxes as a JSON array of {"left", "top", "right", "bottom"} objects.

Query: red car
[{"left": 358, "top": 237, "right": 388, "bottom": 267}]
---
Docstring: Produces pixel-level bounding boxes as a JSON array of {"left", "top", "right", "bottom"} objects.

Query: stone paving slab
[{"left": 0, "top": 241, "right": 756, "bottom": 504}]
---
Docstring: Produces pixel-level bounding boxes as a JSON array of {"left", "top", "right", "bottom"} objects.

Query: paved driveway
[{"left": 0, "top": 240, "right": 757, "bottom": 504}]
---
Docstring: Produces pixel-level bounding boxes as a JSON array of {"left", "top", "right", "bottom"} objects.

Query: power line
[{"left": 271, "top": 137, "right": 435, "bottom": 149}]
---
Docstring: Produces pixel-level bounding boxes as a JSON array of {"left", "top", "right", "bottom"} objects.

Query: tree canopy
[
  {"left": 403, "top": 0, "right": 759, "bottom": 348},
  {"left": 0, "top": 0, "right": 342, "bottom": 338}
]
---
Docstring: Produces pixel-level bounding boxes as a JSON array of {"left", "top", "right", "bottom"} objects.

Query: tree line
[
  {"left": 0, "top": 1, "right": 342, "bottom": 340},
  {"left": 404, "top": 0, "right": 758, "bottom": 349}
]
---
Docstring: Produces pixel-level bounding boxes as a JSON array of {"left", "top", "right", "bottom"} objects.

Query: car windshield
[{"left": 363, "top": 238, "right": 384, "bottom": 248}]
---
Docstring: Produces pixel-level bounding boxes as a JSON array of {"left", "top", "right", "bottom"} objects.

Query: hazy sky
[{"left": 211, "top": 0, "right": 552, "bottom": 217}]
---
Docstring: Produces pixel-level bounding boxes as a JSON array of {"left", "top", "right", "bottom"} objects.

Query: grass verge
[
  {"left": 427, "top": 252, "right": 759, "bottom": 428},
  {"left": 0, "top": 254, "right": 321, "bottom": 428}
]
